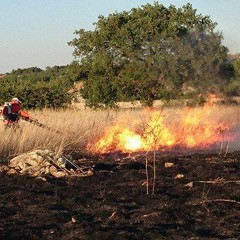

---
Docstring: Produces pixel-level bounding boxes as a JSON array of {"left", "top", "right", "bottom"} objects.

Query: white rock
[
  {"left": 49, "top": 166, "right": 57, "bottom": 174},
  {"left": 52, "top": 171, "right": 66, "bottom": 178},
  {"left": 9, "top": 155, "right": 27, "bottom": 167},
  {"left": 8, "top": 149, "right": 69, "bottom": 178},
  {"left": 45, "top": 166, "right": 50, "bottom": 174},
  {"left": 26, "top": 158, "right": 41, "bottom": 166},
  {"left": 185, "top": 181, "right": 194, "bottom": 187},
  {"left": 57, "top": 157, "right": 66, "bottom": 168},
  {"left": 36, "top": 176, "right": 47, "bottom": 181},
  {"left": 18, "top": 162, "right": 28, "bottom": 171},
  {"left": 175, "top": 174, "right": 184, "bottom": 179},
  {"left": 164, "top": 162, "right": 174, "bottom": 168}
]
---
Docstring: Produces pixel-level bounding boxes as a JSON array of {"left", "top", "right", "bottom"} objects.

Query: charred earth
[{"left": 0, "top": 151, "right": 240, "bottom": 239}]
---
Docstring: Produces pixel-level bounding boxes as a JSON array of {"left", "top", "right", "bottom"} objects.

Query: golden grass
[{"left": 0, "top": 105, "right": 240, "bottom": 161}]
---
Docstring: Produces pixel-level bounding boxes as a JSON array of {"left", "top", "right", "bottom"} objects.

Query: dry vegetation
[
  {"left": 1, "top": 105, "right": 240, "bottom": 161},
  {"left": 1, "top": 105, "right": 240, "bottom": 239}
]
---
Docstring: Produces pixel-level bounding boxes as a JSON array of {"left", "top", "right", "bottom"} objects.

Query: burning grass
[
  {"left": 0, "top": 105, "right": 240, "bottom": 160},
  {"left": 88, "top": 104, "right": 239, "bottom": 154}
]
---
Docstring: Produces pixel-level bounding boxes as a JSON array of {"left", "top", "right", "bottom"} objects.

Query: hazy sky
[{"left": 1, "top": 0, "right": 239, "bottom": 73}]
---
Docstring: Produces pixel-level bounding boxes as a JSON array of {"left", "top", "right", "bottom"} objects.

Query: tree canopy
[{"left": 69, "top": 2, "right": 229, "bottom": 107}]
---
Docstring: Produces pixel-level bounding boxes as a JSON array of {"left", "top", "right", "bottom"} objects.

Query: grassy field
[{"left": 0, "top": 105, "right": 240, "bottom": 161}]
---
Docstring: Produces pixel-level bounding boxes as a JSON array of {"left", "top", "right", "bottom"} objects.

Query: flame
[
  {"left": 177, "top": 105, "right": 229, "bottom": 148},
  {"left": 119, "top": 130, "right": 143, "bottom": 152},
  {"left": 89, "top": 105, "right": 232, "bottom": 154},
  {"left": 93, "top": 126, "right": 144, "bottom": 153},
  {"left": 206, "top": 93, "right": 225, "bottom": 105},
  {"left": 143, "top": 112, "right": 176, "bottom": 150}
]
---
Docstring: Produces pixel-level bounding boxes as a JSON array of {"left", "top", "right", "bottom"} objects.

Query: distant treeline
[
  {"left": 1, "top": 2, "right": 240, "bottom": 109},
  {"left": 0, "top": 64, "right": 82, "bottom": 109}
]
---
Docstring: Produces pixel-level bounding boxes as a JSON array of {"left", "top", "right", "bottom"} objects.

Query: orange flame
[
  {"left": 89, "top": 105, "right": 231, "bottom": 154},
  {"left": 93, "top": 125, "right": 144, "bottom": 153}
]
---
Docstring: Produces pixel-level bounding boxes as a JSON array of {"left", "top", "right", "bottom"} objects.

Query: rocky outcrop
[{"left": 6, "top": 149, "right": 93, "bottom": 178}]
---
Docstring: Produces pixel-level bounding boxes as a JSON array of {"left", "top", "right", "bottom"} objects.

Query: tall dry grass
[
  {"left": 0, "top": 108, "right": 146, "bottom": 160},
  {"left": 0, "top": 105, "right": 240, "bottom": 161}
]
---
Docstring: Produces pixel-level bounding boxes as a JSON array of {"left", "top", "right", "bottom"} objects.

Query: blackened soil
[{"left": 0, "top": 152, "right": 240, "bottom": 240}]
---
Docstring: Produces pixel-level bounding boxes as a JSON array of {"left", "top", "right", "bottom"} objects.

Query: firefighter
[{"left": 2, "top": 97, "right": 22, "bottom": 128}]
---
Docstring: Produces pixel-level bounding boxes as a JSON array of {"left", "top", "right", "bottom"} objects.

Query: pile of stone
[{"left": 7, "top": 149, "right": 93, "bottom": 178}]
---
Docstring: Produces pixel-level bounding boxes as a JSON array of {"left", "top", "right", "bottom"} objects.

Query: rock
[
  {"left": 14, "top": 166, "right": 21, "bottom": 171},
  {"left": 35, "top": 176, "right": 47, "bottom": 182},
  {"left": 0, "top": 165, "right": 9, "bottom": 172},
  {"left": 49, "top": 166, "right": 58, "bottom": 175},
  {"left": 175, "top": 174, "right": 184, "bottom": 179},
  {"left": 86, "top": 169, "right": 94, "bottom": 176},
  {"left": 43, "top": 161, "right": 51, "bottom": 167},
  {"left": 26, "top": 158, "right": 42, "bottom": 166},
  {"left": 7, "top": 168, "right": 17, "bottom": 174},
  {"left": 20, "top": 167, "right": 34, "bottom": 175},
  {"left": 30, "top": 152, "right": 40, "bottom": 160},
  {"left": 25, "top": 165, "right": 44, "bottom": 176},
  {"left": 164, "top": 162, "right": 174, "bottom": 168},
  {"left": 185, "top": 181, "right": 194, "bottom": 188},
  {"left": 45, "top": 166, "right": 50, "bottom": 174},
  {"left": 8, "top": 160, "right": 18, "bottom": 168},
  {"left": 9, "top": 155, "right": 27, "bottom": 167},
  {"left": 19, "top": 162, "right": 28, "bottom": 171},
  {"left": 52, "top": 171, "right": 66, "bottom": 178},
  {"left": 56, "top": 157, "right": 66, "bottom": 168},
  {"left": 7, "top": 149, "right": 81, "bottom": 178}
]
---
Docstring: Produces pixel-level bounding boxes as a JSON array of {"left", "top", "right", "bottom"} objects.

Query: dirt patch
[{"left": 0, "top": 151, "right": 240, "bottom": 239}]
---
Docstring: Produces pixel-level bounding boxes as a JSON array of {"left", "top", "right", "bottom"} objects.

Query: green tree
[
  {"left": 224, "top": 58, "right": 240, "bottom": 96},
  {"left": 233, "top": 59, "right": 240, "bottom": 78},
  {"left": 69, "top": 2, "right": 228, "bottom": 107}
]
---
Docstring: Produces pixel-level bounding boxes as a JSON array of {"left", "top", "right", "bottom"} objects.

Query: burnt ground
[{"left": 0, "top": 151, "right": 240, "bottom": 240}]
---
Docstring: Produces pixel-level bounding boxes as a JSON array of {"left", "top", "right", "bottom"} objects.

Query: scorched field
[{"left": 0, "top": 105, "right": 240, "bottom": 239}]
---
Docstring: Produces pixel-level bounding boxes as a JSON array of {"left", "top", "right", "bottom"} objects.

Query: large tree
[{"left": 69, "top": 2, "right": 228, "bottom": 107}]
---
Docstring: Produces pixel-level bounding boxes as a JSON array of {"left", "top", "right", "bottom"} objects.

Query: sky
[{"left": 0, "top": 0, "right": 239, "bottom": 73}]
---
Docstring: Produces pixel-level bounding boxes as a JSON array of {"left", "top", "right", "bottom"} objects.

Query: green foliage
[
  {"left": 232, "top": 59, "right": 240, "bottom": 78},
  {"left": 0, "top": 65, "right": 77, "bottom": 109},
  {"left": 223, "top": 58, "right": 240, "bottom": 96},
  {"left": 225, "top": 80, "right": 240, "bottom": 96},
  {"left": 9, "top": 67, "right": 43, "bottom": 75},
  {"left": 69, "top": 2, "right": 228, "bottom": 108}
]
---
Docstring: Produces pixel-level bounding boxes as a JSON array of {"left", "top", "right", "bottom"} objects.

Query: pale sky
[{"left": 0, "top": 0, "right": 239, "bottom": 73}]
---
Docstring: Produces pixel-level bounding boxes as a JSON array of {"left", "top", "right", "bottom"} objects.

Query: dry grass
[
  {"left": 0, "top": 105, "right": 240, "bottom": 161},
  {"left": 0, "top": 108, "right": 143, "bottom": 160}
]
